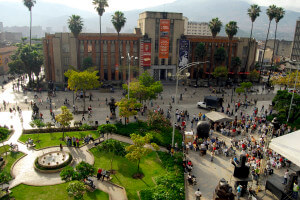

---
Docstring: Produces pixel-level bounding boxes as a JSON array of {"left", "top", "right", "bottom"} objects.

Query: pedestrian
[
  {"left": 293, "top": 181, "right": 299, "bottom": 199},
  {"left": 283, "top": 169, "right": 289, "bottom": 185},
  {"left": 76, "top": 138, "right": 80, "bottom": 148},
  {"left": 97, "top": 168, "right": 102, "bottom": 180},
  {"left": 82, "top": 113, "right": 85, "bottom": 121},
  {"left": 195, "top": 188, "right": 202, "bottom": 200},
  {"left": 60, "top": 143, "right": 63, "bottom": 151},
  {"left": 237, "top": 184, "right": 242, "bottom": 199},
  {"left": 72, "top": 136, "right": 76, "bottom": 147},
  {"left": 210, "top": 151, "right": 215, "bottom": 162},
  {"left": 106, "top": 116, "right": 110, "bottom": 124}
]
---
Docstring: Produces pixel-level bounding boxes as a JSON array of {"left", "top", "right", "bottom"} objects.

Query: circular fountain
[{"left": 34, "top": 151, "right": 73, "bottom": 173}]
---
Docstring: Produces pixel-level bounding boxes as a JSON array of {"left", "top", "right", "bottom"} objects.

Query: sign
[
  {"left": 178, "top": 39, "right": 190, "bottom": 68},
  {"left": 159, "top": 19, "right": 170, "bottom": 59},
  {"left": 159, "top": 38, "right": 169, "bottom": 59},
  {"left": 140, "top": 38, "right": 152, "bottom": 67}
]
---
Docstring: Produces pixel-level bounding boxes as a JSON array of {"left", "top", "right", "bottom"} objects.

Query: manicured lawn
[
  {"left": 0, "top": 145, "right": 10, "bottom": 155},
  {"left": 19, "top": 131, "right": 99, "bottom": 149},
  {"left": 91, "top": 148, "right": 166, "bottom": 200},
  {"left": 10, "top": 183, "right": 109, "bottom": 200},
  {"left": 1, "top": 151, "right": 24, "bottom": 180}
]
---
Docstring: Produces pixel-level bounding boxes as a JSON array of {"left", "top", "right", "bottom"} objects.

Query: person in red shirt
[{"left": 97, "top": 168, "right": 102, "bottom": 180}]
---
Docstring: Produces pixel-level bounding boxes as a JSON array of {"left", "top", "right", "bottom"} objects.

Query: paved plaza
[{"left": 0, "top": 78, "right": 289, "bottom": 200}]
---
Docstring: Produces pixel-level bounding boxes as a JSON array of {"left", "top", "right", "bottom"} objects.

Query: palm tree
[
  {"left": 225, "top": 21, "right": 238, "bottom": 72},
  {"left": 111, "top": 11, "right": 127, "bottom": 80},
  {"left": 245, "top": 4, "right": 261, "bottom": 72},
  {"left": 68, "top": 15, "right": 83, "bottom": 70},
  {"left": 23, "top": 0, "right": 36, "bottom": 48},
  {"left": 259, "top": 4, "right": 277, "bottom": 82},
  {"left": 195, "top": 43, "right": 206, "bottom": 86},
  {"left": 268, "top": 7, "right": 285, "bottom": 84},
  {"left": 209, "top": 18, "right": 222, "bottom": 85},
  {"left": 93, "top": 0, "right": 109, "bottom": 79}
]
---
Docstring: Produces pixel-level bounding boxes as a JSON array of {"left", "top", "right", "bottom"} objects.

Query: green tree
[
  {"left": 0, "top": 127, "right": 10, "bottom": 158},
  {"left": 97, "top": 124, "right": 117, "bottom": 140},
  {"left": 65, "top": 70, "right": 100, "bottom": 112},
  {"left": 75, "top": 161, "right": 95, "bottom": 180},
  {"left": 272, "top": 90, "right": 300, "bottom": 123},
  {"left": 269, "top": 7, "right": 285, "bottom": 84},
  {"left": 212, "top": 66, "right": 228, "bottom": 86},
  {"left": 235, "top": 87, "right": 245, "bottom": 95},
  {"left": 82, "top": 57, "right": 93, "bottom": 71},
  {"left": 125, "top": 133, "right": 159, "bottom": 175},
  {"left": 97, "top": 139, "right": 126, "bottom": 171},
  {"left": 111, "top": 11, "right": 126, "bottom": 77},
  {"left": 8, "top": 59, "right": 25, "bottom": 76},
  {"left": 68, "top": 15, "right": 83, "bottom": 70},
  {"left": 116, "top": 98, "right": 142, "bottom": 125},
  {"left": 0, "top": 172, "right": 10, "bottom": 185},
  {"left": 271, "top": 72, "right": 300, "bottom": 88},
  {"left": 23, "top": 0, "right": 36, "bottom": 47},
  {"left": 240, "top": 82, "right": 253, "bottom": 92},
  {"left": 225, "top": 21, "right": 238, "bottom": 70},
  {"left": 259, "top": 4, "right": 277, "bottom": 82},
  {"left": 214, "top": 47, "right": 227, "bottom": 66},
  {"left": 60, "top": 166, "right": 77, "bottom": 182},
  {"left": 231, "top": 56, "right": 241, "bottom": 74},
  {"left": 67, "top": 181, "right": 86, "bottom": 200},
  {"left": 209, "top": 17, "right": 223, "bottom": 74},
  {"left": 249, "top": 69, "right": 259, "bottom": 82},
  {"left": 29, "top": 119, "right": 45, "bottom": 143},
  {"left": 55, "top": 106, "right": 74, "bottom": 140},
  {"left": 93, "top": 0, "right": 109, "bottom": 77},
  {"left": 245, "top": 4, "right": 261, "bottom": 71},
  {"left": 124, "top": 81, "right": 149, "bottom": 103},
  {"left": 195, "top": 42, "right": 207, "bottom": 86},
  {"left": 139, "top": 71, "right": 163, "bottom": 100}
]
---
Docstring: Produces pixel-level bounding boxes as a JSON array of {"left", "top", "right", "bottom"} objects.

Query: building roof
[{"left": 0, "top": 46, "right": 17, "bottom": 54}]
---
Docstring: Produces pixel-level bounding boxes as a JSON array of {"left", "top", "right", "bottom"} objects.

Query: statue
[
  {"left": 108, "top": 97, "right": 117, "bottom": 119},
  {"left": 213, "top": 178, "right": 234, "bottom": 200},
  {"left": 196, "top": 121, "right": 210, "bottom": 139}
]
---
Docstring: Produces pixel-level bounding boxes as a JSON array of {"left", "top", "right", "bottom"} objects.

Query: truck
[{"left": 197, "top": 96, "right": 223, "bottom": 110}]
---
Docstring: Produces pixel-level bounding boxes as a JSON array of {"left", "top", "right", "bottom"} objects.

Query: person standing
[
  {"left": 82, "top": 113, "right": 85, "bottom": 121},
  {"left": 76, "top": 138, "right": 80, "bottom": 148},
  {"left": 283, "top": 169, "right": 289, "bottom": 185},
  {"left": 236, "top": 184, "right": 242, "bottom": 200},
  {"left": 60, "top": 143, "right": 63, "bottom": 151},
  {"left": 195, "top": 188, "right": 202, "bottom": 200},
  {"left": 72, "top": 136, "right": 76, "bottom": 147},
  {"left": 97, "top": 168, "right": 102, "bottom": 180},
  {"left": 293, "top": 181, "right": 299, "bottom": 199}
]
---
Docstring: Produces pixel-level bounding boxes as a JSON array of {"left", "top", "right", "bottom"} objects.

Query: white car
[{"left": 197, "top": 101, "right": 207, "bottom": 109}]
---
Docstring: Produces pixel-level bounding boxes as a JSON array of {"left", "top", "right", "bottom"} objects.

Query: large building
[
  {"left": 0, "top": 46, "right": 18, "bottom": 75},
  {"left": 291, "top": 20, "right": 300, "bottom": 62},
  {"left": 43, "top": 11, "right": 257, "bottom": 83},
  {"left": 183, "top": 17, "right": 212, "bottom": 36}
]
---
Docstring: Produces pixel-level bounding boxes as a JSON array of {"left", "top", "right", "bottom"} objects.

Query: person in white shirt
[{"left": 195, "top": 188, "right": 202, "bottom": 200}]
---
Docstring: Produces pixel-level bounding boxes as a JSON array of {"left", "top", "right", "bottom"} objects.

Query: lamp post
[
  {"left": 170, "top": 61, "right": 210, "bottom": 147},
  {"left": 121, "top": 53, "right": 138, "bottom": 100}
]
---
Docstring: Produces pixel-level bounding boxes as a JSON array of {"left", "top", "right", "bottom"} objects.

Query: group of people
[{"left": 65, "top": 136, "right": 80, "bottom": 148}]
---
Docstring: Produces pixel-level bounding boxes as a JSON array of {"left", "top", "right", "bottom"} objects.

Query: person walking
[
  {"left": 106, "top": 116, "right": 110, "bottom": 124},
  {"left": 195, "top": 188, "right": 202, "bottom": 200},
  {"left": 82, "top": 113, "right": 85, "bottom": 121},
  {"left": 76, "top": 138, "right": 80, "bottom": 148},
  {"left": 60, "top": 143, "right": 63, "bottom": 151},
  {"left": 72, "top": 136, "right": 76, "bottom": 147},
  {"left": 236, "top": 184, "right": 242, "bottom": 199},
  {"left": 293, "top": 181, "right": 299, "bottom": 199},
  {"left": 282, "top": 169, "right": 289, "bottom": 185},
  {"left": 97, "top": 168, "right": 102, "bottom": 180}
]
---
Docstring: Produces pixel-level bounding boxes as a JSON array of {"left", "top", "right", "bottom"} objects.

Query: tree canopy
[
  {"left": 271, "top": 72, "right": 300, "bottom": 88},
  {"left": 209, "top": 17, "right": 222, "bottom": 38},
  {"left": 212, "top": 66, "right": 228, "bottom": 78},
  {"left": 68, "top": 15, "right": 83, "bottom": 38},
  {"left": 111, "top": 11, "right": 126, "bottom": 34},
  {"left": 116, "top": 98, "right": 142, "bottom": 123},
  {"left": 214, "top": 47, "right": 227, "bottom": 65},
  {"left": 55, "top": 106, "right": 74, "bottom": 139}
]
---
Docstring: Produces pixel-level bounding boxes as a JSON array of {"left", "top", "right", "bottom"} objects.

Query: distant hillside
[{"left": 0, "top": 0, "right": 299, "bottom": 40}]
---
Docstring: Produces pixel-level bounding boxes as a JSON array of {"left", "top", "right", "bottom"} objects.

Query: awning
[
  {"left": 238, "top": 72, "right": 250, "bottom": 75},
  {"left": 269, "top": 130, "right": 300, "bottom": 167},
  {"left": 205, "top": 111, "right": 233, "bottom": 123}
]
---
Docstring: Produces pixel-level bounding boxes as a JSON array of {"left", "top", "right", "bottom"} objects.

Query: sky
[{"left": 1, "top": 0, "right": 300, "bottom": 12}]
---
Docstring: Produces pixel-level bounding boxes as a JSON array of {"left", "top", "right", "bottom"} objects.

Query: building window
[
  {"left": 168, "top": 56, "right": 172, "bottom": 65},
  {"left": 62, "top": 44, "right": 69, "bottom": 53},
  {"left": 155, "top": 56, "right": 158, "bottom": 65},
  {"left": 161, "top": 59, "right": 165, "bottom": 65}
]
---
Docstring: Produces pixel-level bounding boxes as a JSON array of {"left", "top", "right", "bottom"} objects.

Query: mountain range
[{"left": 0, "top": 0, "right": 299, "bottom": 40}]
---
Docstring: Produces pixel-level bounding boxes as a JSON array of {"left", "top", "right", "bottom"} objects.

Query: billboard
[
  {"left": 140, "top": 38, "right": 152, "bottom": 67},
  {"left": 159, "top": 19, "right": 170, "bottom": 59},
  {"left": 178, "top": 39, "right": 190, "bottom": 68}
]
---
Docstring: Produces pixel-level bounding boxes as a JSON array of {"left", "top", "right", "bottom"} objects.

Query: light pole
[
  {"left": 170, "top": 61, "right": 210, "bottom": 147},
  {"left": 287, "top": 61, "right": 299, "bottom": 123},
  {"left": 121, "top": 53, "right": 138, "bottom": 100}
]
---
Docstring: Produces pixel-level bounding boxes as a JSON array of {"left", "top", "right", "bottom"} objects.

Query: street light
[
  {"left": 170, "top": 61, "right": 210, "bottom": 147},
  {"left": 121, "top": 53, "right": 138, "bottom": 100}
]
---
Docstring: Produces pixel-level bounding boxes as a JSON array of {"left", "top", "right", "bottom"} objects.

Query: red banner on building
[
  {"left": 159, "top": 19, "right": 170, "bottom": 59},
  {"left": 140, "top": 38, "right": 151, "bottom": 67},
  {"left": 159, "top": 38, "right": 169, "bottom": 59}
]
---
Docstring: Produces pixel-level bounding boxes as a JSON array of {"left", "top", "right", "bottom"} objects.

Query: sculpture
[{"left": 196, "top": 121, "right": 210, "bottom": 139}]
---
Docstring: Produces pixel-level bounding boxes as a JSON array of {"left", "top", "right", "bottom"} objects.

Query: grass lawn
[
  {"left": 19, "top": 131, "right": 99, "bottom": 149},
  {"left": 0, "top": 145, "right": 10, "bottom": 155},
  {"left": 91, "top": 148, "right": 166, "bottom": 200},
  {"left": 1, "top": 151, "right": 24, "bottom": 180},
  {"left": 10, "top": 183, "right": 109, "bottom": 200}
]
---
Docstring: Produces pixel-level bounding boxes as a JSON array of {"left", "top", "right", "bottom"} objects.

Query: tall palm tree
[
  {"left": 268, "top": 7, "right": 285, "bottom": 84},
  {"left": 23, "top": 0, "right": 36, "bottom": 48},
  {"left": 68, "top": 15, "right": 83, "bottom": 70},
  {"left": 209, "top": 18, "right": 222, "bottom": 85},
  {"left": 245, "top": 4, "right": 261, "bottom": 72},
  {"left": 225, "top": 21, "right": 238, "bottom": 72},
  {"left": 259, "top": 4, "right": 277, "bottom": 82},
  {"left": 93, "top": 0, "right": 109, "bottom": 79},
  {"left": 111, "top": 11, "right": 126, "bottom": 80}
]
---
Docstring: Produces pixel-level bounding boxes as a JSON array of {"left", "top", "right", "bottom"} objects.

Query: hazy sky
[{"left": 1, "top": 0, "right": 300, "bottom": 12}]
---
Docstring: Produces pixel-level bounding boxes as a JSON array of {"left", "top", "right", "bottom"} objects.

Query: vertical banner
[
  {"left": 178, "top": 39, "right": 190, "bottom": 68},
  {"left": 140, "top": 38, "right": 152, "bottom": 67},
  {"left": 159, "top": 19, "right": 170, "bottom": 59}
]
